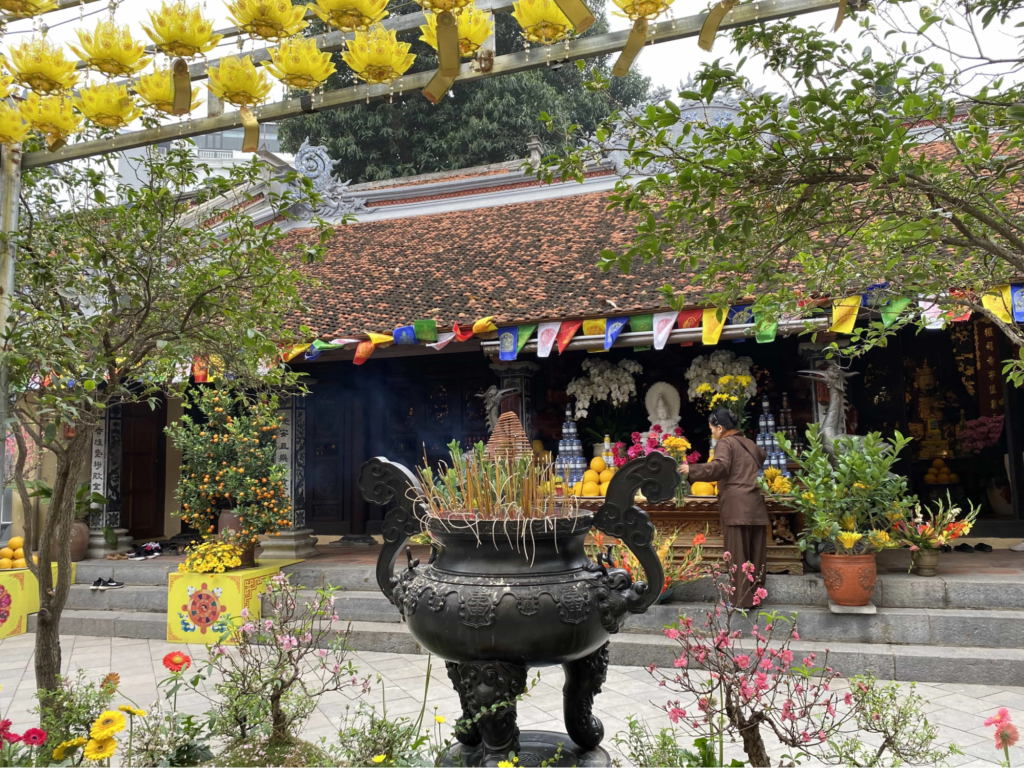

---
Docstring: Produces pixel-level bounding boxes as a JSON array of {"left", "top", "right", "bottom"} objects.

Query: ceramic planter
[
  {"left": 820, "top": 553, "right": 877, "bottom": 606},
  {"left": 217, "top": 510, "right": 257, "bottom": 567},
  {"left": 913, "top": 548, "right": 940, "bottom": 577},
  {"left": 70, "top": 519, "right": 89, "bottom": 562},
  {"left": 359, "top": 453, "right": 678, "bottom": 766}
]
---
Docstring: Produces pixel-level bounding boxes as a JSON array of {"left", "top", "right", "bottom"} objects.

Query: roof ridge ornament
[{"left": 291, "top": 137, "right": 369, "bottom": 220}]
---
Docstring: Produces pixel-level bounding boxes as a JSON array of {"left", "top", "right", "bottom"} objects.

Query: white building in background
[{"left": 116, "top": 123, "right": 295, "bottom": 193}]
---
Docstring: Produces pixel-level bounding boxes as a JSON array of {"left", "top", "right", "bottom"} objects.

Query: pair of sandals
[{"left": 950, "top": 542, "right": 992, "bottom": 553}]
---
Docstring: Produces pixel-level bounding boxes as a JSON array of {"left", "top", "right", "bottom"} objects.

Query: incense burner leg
[
  {"left": 449, "top": 660, "right": 527, "bottom": 766},
  {"left": 562, "top": 642, "right": 610, "bottom": 751},
  {"left": 446, "top": 661, "right": 481, "bottom": 747}
]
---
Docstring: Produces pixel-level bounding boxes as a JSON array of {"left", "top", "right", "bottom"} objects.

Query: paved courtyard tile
[{"left": 1, "top": 636, "right": 1022, "bottom": 766}]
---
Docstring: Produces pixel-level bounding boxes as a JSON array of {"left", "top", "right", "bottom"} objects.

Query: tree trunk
[
  {"left": 270, "top": 694, "right": 287, "bottom": 742},
  {"left": 34, "top": 429, "right": 92, "bottom": 694},
  {"left": 728, "top": 702, "right": 771, "bottom": 768}
]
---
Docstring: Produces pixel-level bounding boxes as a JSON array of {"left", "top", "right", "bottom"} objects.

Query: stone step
[
  {"left": 66, "top": 584, "right": 168, "bottom": 612},
  {"left": 73, "top": 560, "right": 180, "bottom": 587},
  {"left": 36, "top": 612, "right": 1024, "bottom": 686}
]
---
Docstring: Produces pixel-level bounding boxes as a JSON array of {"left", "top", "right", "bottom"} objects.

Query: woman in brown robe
[{"left": 679, "top": 408, "right": 769, "bottom": 608}]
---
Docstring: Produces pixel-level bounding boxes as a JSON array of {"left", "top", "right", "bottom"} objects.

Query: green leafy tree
[
  {"left": 3, "top": 142, "right": 329, "bottom": 696},
  {"left": 279, "top": 0, "right": 651, "bottom": 181},
  {"left": 543, "top": 1, "right": 1024, "bottom": 380}
]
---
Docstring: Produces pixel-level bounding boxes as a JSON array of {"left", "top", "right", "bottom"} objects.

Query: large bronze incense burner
[{"left": 358, "top": 452, "right": 678, "bottom": 766}]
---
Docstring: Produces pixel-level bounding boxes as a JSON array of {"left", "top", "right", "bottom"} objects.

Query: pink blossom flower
[
  {"left": 781, "top": 701, "right": 796, "bottom": 722},
  {"left": 819, "top": 731, "right": 827, "bottom": 742},
  {"left": 734, "top": 654, "right": 750, "bottom": 670},
  {"left": 827, "top": 702, "right": 836, "bottom": 717},
  {"left": 240, "top": 607, "right": 249, "bottom": 618},
  {"left": 241, "top": 622, "right": 255, "bottom": 634},
  {"left": 668, "top": 707, "right": 686, "bottom": 723},
  {"left": 740, "top": 681, "right": 756, "bottom": 702},
  {"left": 792, "top": 631, "right": 800, "bottom": 640},
  {"left": 780, "top": 649, "right": 794, "bottom": 665},
  {"left": 317, "top": 648, "right": 328, "bottom": 658},
  {"left": 664, "top": 628, "right": 680, "bottom": 640},
  {"left": 753, "top": 587, "right": 768, "bottom": 606},
  {"left": 801, "top": 731, "right": 810, "bottom": 743},
  {"left": 673, "top": 656, "right": 688, "bottom": 668},
  {"left": 754, "top": 672, "right": 769, "bottom": 691}
]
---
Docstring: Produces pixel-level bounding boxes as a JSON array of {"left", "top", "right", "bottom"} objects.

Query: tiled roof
[{"left": 288, "top": 189, "right": 687, "bottom": 338}]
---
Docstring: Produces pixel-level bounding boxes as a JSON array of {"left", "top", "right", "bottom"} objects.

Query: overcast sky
[{"left": 8, "top": 1, "right": 1022, "bottom": 117}]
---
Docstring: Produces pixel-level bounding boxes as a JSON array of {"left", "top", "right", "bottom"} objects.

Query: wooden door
[
  {"left": 307, "top": 384, "right": 369, "bottom": 535},
  {"left": 120, "top": 399, "right": 167, "bottom": 539}
]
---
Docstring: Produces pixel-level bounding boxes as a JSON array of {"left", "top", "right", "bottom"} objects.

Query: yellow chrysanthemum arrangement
[
  {"left": 76, "top": 83, "right": 143, "bottom": 129},
  {"left": 512, "top": 0, "right": 572, "bottom": 45},
  {"left": 263, "top": 37, "right": 337, "bottom": 91},
  {"left": 142, "top": 1, "right": 224, "bottom": 59},
  {"left": 8, "top": 36, "right": 80, "bottom": 94},
  {"left": 180, "top": 539, "right": 243, "bottom": 574},
  {"left": 419, "top": 3, "right": 494, "bottom": 57},
  {"left": 135, "top": 67, "right": 204, "bottom": 115},
  {"left": 342, "top": 25, "right": 415, "bottom": 85},
  {"left": 19, "top": 93, "right": 83, "bottom": 148},
  {"left": 207, "top": 55, "right": 274, "bottom": 107},
  {"left": 226, "top": 0, "right": 310, "bottom": 41},
  {"left": 759, "top": 467, "right": 793, "bottom": 495},
  {"left": 69, "top": 18, "right": 152, "bottom": 78},
  {"left": 309, "top": 0, "right": 389, "bottom": 31},
  {"left": 0, "top": 0, "right": 57, "bottom": 18},
  {"left": 0, "top": 103, "right": 29, "bottom": 147}
]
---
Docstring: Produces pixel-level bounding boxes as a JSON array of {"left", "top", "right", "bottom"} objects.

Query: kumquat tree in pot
[
  {"left": 777, "top": 426, "right": 915, "bottom": 607},
  {"left": 167, "top": 385, "right": 291, "bottom": 568}
]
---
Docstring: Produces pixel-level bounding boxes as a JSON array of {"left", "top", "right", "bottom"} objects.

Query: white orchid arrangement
[{"left": 566, "top": 358, "right": 643, "bottom": 419}]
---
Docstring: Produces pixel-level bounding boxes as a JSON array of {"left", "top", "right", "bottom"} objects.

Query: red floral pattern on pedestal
[{"left": 0, "top": 585, "right": 12, "bottom": 626}]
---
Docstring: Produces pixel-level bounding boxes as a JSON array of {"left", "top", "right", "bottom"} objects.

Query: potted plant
[
  {"left": 167, "top": 386, "right": 290, "bottom": 568},
  {"left": 891, "top": 494, "right": 981, "bottom": 576},
  {"left": 590, "top": 528, "right": 706, "bottom": 603},
  {"left": 779, "top": 425, "right": 914, "bottom": 606},
  {"left": 358, "top": 413, "right": 677, "bottom": 765}
]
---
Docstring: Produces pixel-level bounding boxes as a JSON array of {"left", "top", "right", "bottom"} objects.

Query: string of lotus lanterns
[{"left": 0, "top": 0, "right": 699, "bottom": 153}]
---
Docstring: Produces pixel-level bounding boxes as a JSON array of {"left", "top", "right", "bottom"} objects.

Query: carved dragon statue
[
  {"left": 797, "top": 362, "right": 861, "bottom": 459},
  {"left": 475, "top": 385, "right": 521, "bottom": 433}
]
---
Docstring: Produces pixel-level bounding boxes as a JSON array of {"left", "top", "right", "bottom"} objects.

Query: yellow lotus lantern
[
  {"left": 420, "top": 4, "right": 493, "bottom": 57},
  {"left": 226, "top": 0, "right": 310, "bottom": 41},
  {"left": 142, "top": 1, "right": 224, "bottom": 59},
  {"left": 0, "top": 103, "right": 29, "bottom": 147},
  {"left": 308, "top": 0, "right": 389, "bottom": 32},
  {"left": 68, "top": 19, "right": 152, "bottom": 78},
  {"left": 0, "top": 75, "right": 14, "bottom": 100},
  {"left": 263, "top": 37, "right": 337, "bottom": 91},
  {"left": 342, "top": 24, "right": 415, "bottom": 85},
  {"left": 512, "top": 0, "right": 572, "bottom": 44},
  {"left": 612, "top": 0, "right": 672, "bottom": 17},
  {"left": 8, "top": 36, "right": 80, "bottom": 95},
  {"left": 135, "top": 67, "right": 204, "bottom": 115},
  {"left": 206, "top": 55, "right": 273, "bottom": 107},
  {"left": 19, "top": 93, "right": 83, "bottom": 150},
  {"left": 0, "top": 0, "right": 57, "bottom": 18},
  {"left": 75, "top": 83, "right": 144, "bottom": 129}
]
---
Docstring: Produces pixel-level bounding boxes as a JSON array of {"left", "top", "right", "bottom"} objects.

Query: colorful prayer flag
[
  {"left": 1012, "top": 285, "right": 1024, "bottom": 323},
  {"left": 328, "top": 338, "right": 361, "bottom": 347},
  {"left": 517, "top": 324, "right": 537, "bottom": 355},
  {"left": 452, "top": 322, "right": 475, "bottom": 342},
  {"left": 676, "top": 309, "right": 702, "bottom": 347},
  {"left": 304, "top": 346, "right": 322, "bottom": 360},
  {"left": 414, "top": 320, "right": 438, "bottom": 342},
  {"left": 881, "top": 297, "right": 912, "bottom": 328},
  {"left": 472, "top": 316, "right": 497, "bottom": 334},
  {"left": 829, "top": 297, "right": 861, "bottom": 334},
  {"left": 192, "top": 356, "right": 209, "bottom": 383},
  {"left": 536, "top": 322, "right": 561, "bottom": 358},
  {"left": 918, "top": 299, "right": 944, "bottom": 329},
  {"left": 755, "top": 318, "right": 778, "bottom": 343},
  {"left": 629, "top": 314, "right": 653, "bottom": 333},
  {"left": 282, "top": 343, "right": 311, "bottom": 362},
  {"left": 604, "top": 316, "right": 628, "bottom": 350},
  {"left": 653, "top": 311, "right": 678, "bottom": 350},
  {"left": 353, "top": 340, "right": 375, "bottom": 365},
  {"left": 728, "top": 305, "right": 753, "bottom": 343},
  {"left": 948, "top": 306, "right": 972, "bottom": 323},
  {"left": 982, "top": 285, "right": 1013, "bottom": 324},
  {"left": 582, "top": 318, "right": 607, "bottom": 354},
  {"left": 557, "top": 320, "right": 583, "bottom": 354},
  {"left": 393, "top": 326, "right": 418, "bottom": 345},
  {"left": 427, "top": 332, "right": 457, "bottom": 350},
  {"left": 367, "top": 332, "right": 394, "bottom": 347},
  {"left": 498, "top": 327, "right": 519, "bottom": 360},
  {"left": 702, "top": 307, "right": 728, "bottom": 345}
]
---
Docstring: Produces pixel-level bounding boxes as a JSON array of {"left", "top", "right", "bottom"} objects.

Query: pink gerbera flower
[{"left": 21, "top": 728, "right": 46, "bottom": 747}]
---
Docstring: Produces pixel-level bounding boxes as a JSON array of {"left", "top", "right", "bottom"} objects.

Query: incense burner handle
[
  {"left": 358, "top": 457, "right": 427, "bottom": 602},
  {"left": 593, "top": 452, "right": 678, "bottom": 612}
]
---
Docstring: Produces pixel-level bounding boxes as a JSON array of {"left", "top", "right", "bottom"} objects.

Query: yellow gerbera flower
[
  {"left": 434, "top": 714, "right": 446, "bottom": 724},
  {"left": 372, "top": 756, "right": 387, "bottom": 764},
  {"left": 90, "top": 710, "right": 127, "bottom": 740},
  {"left": 118, "top": 704, "right": 147, "bottom": 717},
  {"left": 52, "top": 737, "right": 87, "bottom": 761},
  {"left": 83, "top": 737, "right": 117, "bottom": 762}
]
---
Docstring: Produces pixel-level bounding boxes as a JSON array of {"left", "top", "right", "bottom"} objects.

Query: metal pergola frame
[{"left": 0, "top": 0, "right": 839, "bottom": 488}]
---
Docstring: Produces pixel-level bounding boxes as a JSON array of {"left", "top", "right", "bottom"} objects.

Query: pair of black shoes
[
  {"left": 953, "top": 542, "right": 993, "bottom": 553},
  {"left": 90, "top": 578, "right": 124, "bottom": 591},
  {"left": 128, "top": 543, "right": 161, "bottom": 561}
]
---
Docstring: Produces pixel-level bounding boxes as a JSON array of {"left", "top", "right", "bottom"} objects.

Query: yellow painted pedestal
[
  {"left": 167, "top": 559, "right": 301, "bottom": 644},
  {"left": 0, "top": 563, "right": 76, "bottom": 639}
]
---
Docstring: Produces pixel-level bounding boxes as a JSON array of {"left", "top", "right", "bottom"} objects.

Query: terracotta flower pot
[
  {"left": 913, "top": 548, "right": 940, "bottom": 577},
  {"left": 70, "top": 519, "right": 90, "bottom": 562},
  {"left": 820, "top": 553, "right": 877, "bottom": 606}
]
